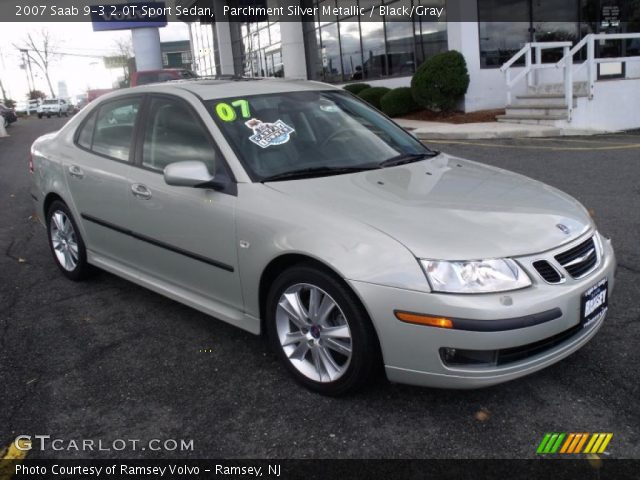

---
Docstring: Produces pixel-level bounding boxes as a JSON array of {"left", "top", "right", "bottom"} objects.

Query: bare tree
[
  {"left": 15, "top": 29, "right": 59, "bottom": 98},
  {"left": 113, "top": 37, "right": 134, "bottom": 87}
]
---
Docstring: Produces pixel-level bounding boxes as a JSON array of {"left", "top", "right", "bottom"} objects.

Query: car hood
[{"left": 265, "top": 153, "right": 593, "bottom": 260}]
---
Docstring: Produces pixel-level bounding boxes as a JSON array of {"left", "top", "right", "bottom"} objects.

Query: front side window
[
  {"left": 92, "top": 98, "right": 141, "bottom": 161},
  {"left": 142, "top": 97, "right": 217, "bottom": 173},
  {"left": 208, "top": 90, "right": 433, "bottom": 181}
]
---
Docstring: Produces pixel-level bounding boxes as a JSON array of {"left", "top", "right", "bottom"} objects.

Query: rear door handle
[
  {"left": 131, "top": 183, "right": 152, "bottom": 200},
  {"left": 68, "top": 165, "right": 84, "bottom": 179}
]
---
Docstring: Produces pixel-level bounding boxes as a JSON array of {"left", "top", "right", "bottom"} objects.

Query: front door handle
[
  {"left": 68, "top": 165, "right": 84, "bottom": 179},
  {"left": 131, "top": 183, "right": 152, "bottom": 200}
]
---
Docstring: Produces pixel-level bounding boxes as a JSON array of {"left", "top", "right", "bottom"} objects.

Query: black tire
[
  {"left": 47, "top": 114, "right": 51, "bottom": 118},
  {"left": 57, "top": 111, "right": 61, "bottom": 117},
  {"left": 266, "top": 264, "right": 381, "bottom": 396},
  {"left": 38, "top": 113, "right": 43, "bottom": 119},
  {"left": 46, "top": 200, "right": 93, "bottom": 281},
  {"left": 63, "top": 111, "right": 68, "bottom": 117}
]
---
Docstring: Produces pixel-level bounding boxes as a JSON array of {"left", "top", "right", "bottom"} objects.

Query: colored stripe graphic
[
  {"left": 560, "top": 433, "right": 575, "bottom": 453},
  {"left": 537, "top": 433, "right": 552, "bottom": 454},
  {"left": 573, "top": 433, "right": 589, "bottom": 453},
  {"left": 537, "top": 433, "right": 613, "bottom": 454},
  {"left": 597, "top": 433, "right": 613, "bottom": 453}
]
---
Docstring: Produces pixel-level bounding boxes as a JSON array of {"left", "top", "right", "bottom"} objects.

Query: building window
[
  {"left": 235, "top": 0, "right": 283, "bottom": 78},
  {"left": 478, "top": 0, "right": 596, "bottom": 68},
  {"left": 303, "top": 0, "right": 446, "bottom": 83}
]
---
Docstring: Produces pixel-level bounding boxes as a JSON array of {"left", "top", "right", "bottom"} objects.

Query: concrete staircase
[{"left": 496, "top": 82, "right": 589, "bottom": 126}]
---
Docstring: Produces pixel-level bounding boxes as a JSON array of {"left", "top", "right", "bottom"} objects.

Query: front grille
[
  {"left": 555, "top": 237, "right": 598, "bottom": 279},
  {"left": 533, "top": 260, "right": 562, "bottom": 284}
]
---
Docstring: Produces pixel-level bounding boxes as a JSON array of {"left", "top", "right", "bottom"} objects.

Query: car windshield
[
  {"left": 43, "top": 100, "right": 57, "bottom": 104},
  {"left": 206, "top": 90, "right": 435, "bottom": 181}
]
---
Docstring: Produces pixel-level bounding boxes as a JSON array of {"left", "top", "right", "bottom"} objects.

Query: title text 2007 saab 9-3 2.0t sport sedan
[{"left": 30, "top": 79, "right": 616, "bottom": 395}]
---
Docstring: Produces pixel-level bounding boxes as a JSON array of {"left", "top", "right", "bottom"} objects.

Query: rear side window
[
  {"left": 76, "top": 110, "right": 97, "bottom": 149},
  {"left": 91, "top": 98, "right": 141, "bottom": 161}
]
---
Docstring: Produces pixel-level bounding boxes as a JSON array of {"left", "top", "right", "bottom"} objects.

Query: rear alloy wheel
[
  {"left": 266, "top": 265, "right": 380, "bottom": 395},
  {"left": 46, "top": 200, "right": 92, "bottom": 280}
]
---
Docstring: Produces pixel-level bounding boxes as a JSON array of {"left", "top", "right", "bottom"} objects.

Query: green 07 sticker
[{"left": 215, "top": 99, "right": 251, "bottom": 121}]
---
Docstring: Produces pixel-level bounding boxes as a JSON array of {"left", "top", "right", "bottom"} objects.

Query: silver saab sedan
[{"left": 30, "top": 79, "right": 615, "bottom": 395}]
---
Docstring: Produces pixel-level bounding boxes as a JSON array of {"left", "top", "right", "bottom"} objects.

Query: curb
[{"left": 409, "top": 127, "right": 609, "bottom": 141}]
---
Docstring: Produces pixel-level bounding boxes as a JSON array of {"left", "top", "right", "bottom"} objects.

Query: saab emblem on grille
[{"left": 556, "top": 224, "right": 571, "bottom": 235}]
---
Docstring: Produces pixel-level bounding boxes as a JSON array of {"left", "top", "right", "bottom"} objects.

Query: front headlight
[{"left": 421, "top": 258, "right": 531, "bottom": 293}]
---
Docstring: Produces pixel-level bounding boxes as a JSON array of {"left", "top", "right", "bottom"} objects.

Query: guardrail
[{"left": 501, "top": 33, "right": 640, "bottom": 122}]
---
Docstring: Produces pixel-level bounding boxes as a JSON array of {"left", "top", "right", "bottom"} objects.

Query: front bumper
[{"left": 349, "top": 233, "right": 616, "bottom": 389}]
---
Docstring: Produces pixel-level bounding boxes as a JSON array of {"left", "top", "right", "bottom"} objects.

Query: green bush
[
  {"left": 357, "top": 87, "right": 391, "bottom": 110},
  {"left": 411, "top": 50, "right": 470, "bottom": 112},
  {"left": 380, "top": 87, "right": 420, "bottom": 117},
  {"left": 343, "top": 83, "right": 371, "bottom": 94}
]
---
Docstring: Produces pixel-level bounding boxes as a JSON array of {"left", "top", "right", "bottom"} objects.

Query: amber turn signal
[{"left": 394, "top": 311, "right": 453, "bottom": 329}]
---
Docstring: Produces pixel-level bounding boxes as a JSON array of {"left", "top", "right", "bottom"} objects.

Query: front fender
[{"left": 236, "top": 184, "right": 429, "bottom": 319}]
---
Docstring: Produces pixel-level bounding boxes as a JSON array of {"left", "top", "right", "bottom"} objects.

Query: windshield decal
[
  {"left": 215, "top": 99, "right": 251, "bottom": 122},
  {"left": 245, "top": 118, "right": 295, "bottom": 148},
  {"left": 319, "top": 104, "right": 340, "bottom": 113}
]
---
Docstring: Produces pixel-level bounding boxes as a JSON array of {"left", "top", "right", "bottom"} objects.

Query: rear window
[
  {"left": 136, "top": 72, "right": 159, "bottom": 85},
  {"left": 136, "top": 70, "right": 197, "bottom": 85},
  {"left": 43, "top": 100, "right": 57, "bottom": 105}
]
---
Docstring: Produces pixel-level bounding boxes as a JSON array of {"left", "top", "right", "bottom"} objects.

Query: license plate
[{"left": 580, "top": 278, "right": 608, "bottom": 328}]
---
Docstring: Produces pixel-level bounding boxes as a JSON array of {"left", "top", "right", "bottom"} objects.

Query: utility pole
[
  {"left": 19, "top": 49, "right": 35, "bottom": 93},
  {"left": 24, "top": 50, "right": 36, "bottom": 92},
  {"left": 0, "top": 48, "right": 8, "bottom": 101}
]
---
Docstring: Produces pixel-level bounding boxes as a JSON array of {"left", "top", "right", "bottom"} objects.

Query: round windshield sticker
[
  {"left": 245, "top": 118, "right": 295, "bottom": 148},
  {"left": 319, "top": 104, "right": 340, "bottom": 113}
]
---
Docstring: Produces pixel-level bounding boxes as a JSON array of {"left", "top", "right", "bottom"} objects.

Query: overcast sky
[{"left": 0, "top": 21, "right": 190, "bottom": 102}]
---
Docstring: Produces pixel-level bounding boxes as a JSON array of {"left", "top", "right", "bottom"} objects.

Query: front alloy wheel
[
  {"left": 266, "top": 265, "right": 380, "bottom": 395},
  {"left": 276, "top": 284, "right": 353, "bottom": 383}
]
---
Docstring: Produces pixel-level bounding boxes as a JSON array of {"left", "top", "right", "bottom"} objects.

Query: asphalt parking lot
[{"left": 1, "top": 117, "right": 638, "bottom": 459}]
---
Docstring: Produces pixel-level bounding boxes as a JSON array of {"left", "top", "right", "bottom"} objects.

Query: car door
[
  {"left": 124, "top": 94, "right": 242, "bottom": 310},
  {"left": 65, "top": 95, "right": 142, "bottom": 267}
]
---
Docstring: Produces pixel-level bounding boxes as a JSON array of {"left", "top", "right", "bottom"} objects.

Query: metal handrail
[
  {"left": 499, "top": 42, "right": 571, "bottom": 105},
  {"left": 502, "top": 33, "right": 640, "bottom": 123}
]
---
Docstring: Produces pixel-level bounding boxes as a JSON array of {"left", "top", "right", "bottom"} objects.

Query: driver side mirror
[{"left": 163, "top": 161, "right": 227, "bottom": 190}]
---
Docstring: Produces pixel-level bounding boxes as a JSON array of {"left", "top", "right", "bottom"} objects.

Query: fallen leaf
[{"left": 474, "top": 408, "right": 491, "bottom": 422}]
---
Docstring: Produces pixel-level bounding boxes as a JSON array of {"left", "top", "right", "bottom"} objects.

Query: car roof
[{"left": 125, "top": 78, "right": 340, "bottom": 101}]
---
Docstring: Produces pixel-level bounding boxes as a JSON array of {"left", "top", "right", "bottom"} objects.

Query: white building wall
[
  {"left": 213, "top": 0, "right": 235, "bottom": 75},
  {"left": 132, "top": 27, "right": 163, "bottom": 71},
  {"left": 279, "top": 22, "right": 307, "bottom": 79}
]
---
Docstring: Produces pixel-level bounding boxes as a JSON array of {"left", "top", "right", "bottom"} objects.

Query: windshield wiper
[
  {"left": 261, "top": 165, "right": 379, "bottom": 182},
  {"left": 378, "top": 151, "right": 439, "bottom": 168}
]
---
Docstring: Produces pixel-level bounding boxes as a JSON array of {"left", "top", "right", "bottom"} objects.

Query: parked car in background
[
  {"left": 38, "top": 99, "right": 69, "bottom": 118},
  {"left": 15, "top": 99, "right": 42, "bottom": 115},
  {"left": 87, "top": 89, "right": 113, "bottom": 103},
  {"left": 0, "top": 103, "right": 18, "bottom": 127},
  {"left": 130, "top": 68, "right": 197, "bottom": 86}
]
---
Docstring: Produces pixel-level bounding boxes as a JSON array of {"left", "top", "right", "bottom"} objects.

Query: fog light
[
  {"left": 439, "top": 347, "right": 498, "bottom": 367},
  {"left": 442, "top": 347, "right": 457, "bottom": 362}
]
